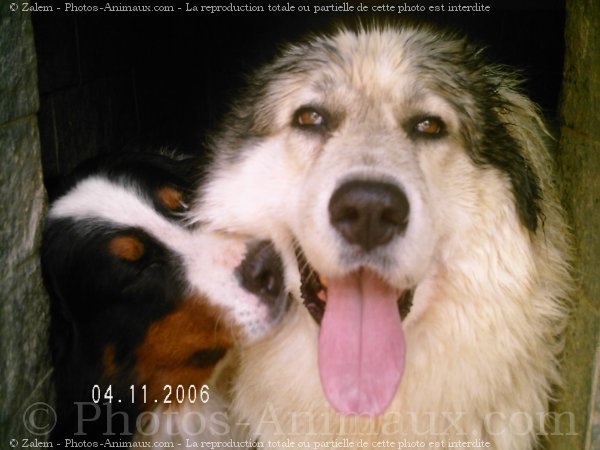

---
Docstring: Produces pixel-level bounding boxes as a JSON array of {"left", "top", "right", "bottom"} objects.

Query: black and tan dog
[{"left": 42, "top": 153, "right": 290, "bottom": 444}]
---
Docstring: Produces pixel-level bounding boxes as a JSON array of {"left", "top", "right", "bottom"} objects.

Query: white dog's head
[{"left": 194, "top": 24, "right": 553, "bottom": 417}]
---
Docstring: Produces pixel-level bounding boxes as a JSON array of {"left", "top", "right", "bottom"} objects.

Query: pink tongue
[{"left": 319, "top": 270, "right": 405, "bottom": 416}]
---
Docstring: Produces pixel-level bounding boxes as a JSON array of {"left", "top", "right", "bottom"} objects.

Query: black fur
[{"left": 41, "top": 153, "right": 200, "bottom": 443}]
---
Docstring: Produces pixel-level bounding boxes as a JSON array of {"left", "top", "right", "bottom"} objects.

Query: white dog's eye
[
  {"left": 293, "top": 107, "right": 327, "bottom": 130},
  {"left": 299, "top": 110, "right": 323, "bottom": 126},
  {"left": 416, "top": 119, "right": 441, "bottom": 134},
  {"left": 410, "top": 116, "right": 446, "bottom": 139}
]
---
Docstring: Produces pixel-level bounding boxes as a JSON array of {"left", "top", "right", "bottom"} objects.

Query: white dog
[{"left": 192, "top": 24, "right": 572, "bottom": 450}]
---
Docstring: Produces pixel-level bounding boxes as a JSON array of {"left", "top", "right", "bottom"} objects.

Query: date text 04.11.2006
[{"left": 91, "top": 384, "right": 210, "bottom": 405}]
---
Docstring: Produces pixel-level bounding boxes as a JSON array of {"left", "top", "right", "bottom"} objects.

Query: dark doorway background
[{"left": 31, "top": 1, "right": 566, "bottom": 189}]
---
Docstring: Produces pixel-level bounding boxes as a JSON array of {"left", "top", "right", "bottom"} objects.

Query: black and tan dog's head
[{"left": 42, "top": 153, "right": 290, "bottom": 442}]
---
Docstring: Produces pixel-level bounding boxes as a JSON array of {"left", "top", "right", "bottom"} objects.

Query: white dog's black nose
[{"left": 329, "top": 180, "right": 409, "bottom": 251}]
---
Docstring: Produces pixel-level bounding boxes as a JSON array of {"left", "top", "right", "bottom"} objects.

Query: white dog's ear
[
  {"left": 472, "top": 102, "right": 543, "bottom": 232},
  {"left": 498, "top": 82, "right": 557, "bottom": 231},
  {"left": 493, "top": 85, "right": 556, "bottom": 233},
  {"left": 454, "top": 64, "right": 546, "bottom": 233}
]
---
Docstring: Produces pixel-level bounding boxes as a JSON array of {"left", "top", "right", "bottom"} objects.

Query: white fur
[{"left": 193, "top": 26, "right": 572, "bottom": 450}]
